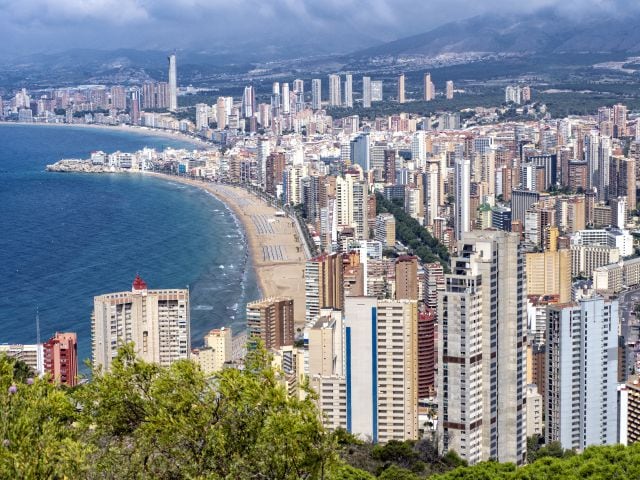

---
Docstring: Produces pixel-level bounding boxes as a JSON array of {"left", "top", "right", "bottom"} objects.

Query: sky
[{"left": 0, "top": 0, "right": 633, "bottom": 58}]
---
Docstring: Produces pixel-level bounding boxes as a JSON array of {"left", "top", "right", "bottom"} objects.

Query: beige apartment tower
[
  {"left": 193, "top": 327, "right": 232, "bottom": 374},
  {"left": 92, "top": 275, "right": 190, "bottom": 370},
  {"left": 395, "top": 255, "right": 419, "bottom": 300}
]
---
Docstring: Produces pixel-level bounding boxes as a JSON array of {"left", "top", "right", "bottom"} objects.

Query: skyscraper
[
  {"left": 546, "top": 294, "right": 618, "bottom": 450},
  {"left": 329, "top": 74, "right": 342, "bottom": 107},
  {"left": 312, "top": 79, "right": 322, "bottom": 110},
  {"left": 424, "top": 73, "right": 434, "bottom": 101},
  {"left": 265, "top": 152, "right": 285, "bottom": 196},
  {"left": 446, "top": 80, "right": 454, "bottom": 100},
  {"left": 344, "top": 74, "right": 353, "bottom": 108},
  {"left": 241, "top": 85, "right": 255, "bottom": 118},
  {"left": 246, "top": 297, "right": 294, "bottom": 350},
  {"left": 195, "top": 103, "right": 209, "bottom": 130},
  {"left": 216, "top": 97, "right": 227, "bottom": 129},
  {"left": 397, "top": 74, "right": 405, "bottom": 103},
  {"left": 454, "top": 157, "right": 470, "bottom": 240},
  {"left": 293, "top": 79, "right": 304, "bottom": 112},
  {"left": 281, "top": 82, "right": 290, "bottom": 114},
  {"left": 92, "top": 275, "right": 190, "bottom": 370},
  {"left": 305, "top": 253, "right": 344, "bottom": 326},
  {"left": 438, "top": 231, "right": 526, "bottom": 465},
  {"left": 371, "top": 81, "right": 383, "bottom": 102},
  {"left": 395, "top": 255, "right": 418, "bottom": 300},
  {"left": 345, "top": 297, "right": 419, "bottom": 442},
  {"left": 168, "top": 53, "right": 177, "bottom": 111},
  {"left": 362, "top": 76, "right": 372, "bottom": 108},
  {"left": 610, "top": 155, "right": 636, "bottom": 212}
]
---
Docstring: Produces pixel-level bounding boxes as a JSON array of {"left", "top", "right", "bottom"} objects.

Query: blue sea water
[{"left": 0, "top": 124, "right": 259, "bottom": 367}]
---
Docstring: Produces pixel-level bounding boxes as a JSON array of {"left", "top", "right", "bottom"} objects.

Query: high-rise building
[
  {"left": 192, "top": 327, "right": 232, "bottom": 374},
  {"left": 371, "top": 80, "right": 383, "bottom": 102},
  {"left": 312, "top": 79, "right": 322, "bottom": 110},
  {"left": 418, "top": 309, "right": 437, "bottom": 398},
  {"left": 397, "top": 74, "right": 406, "bottom": 103},
  {"left": 546, "top": 294, "right": 618, "bottom": 450},
  {"left": 454, "top": 157, "right": 471, "bottom": 240},
  {"left": 438, "top": 231, "right": 526, "bottom": 465},
  {"left": 246, "top": 297, "right": 294, "bottom": 350},
  {"left": 446, "top": 80, "right": 454, "bottom": 100},
  {"left": 329, "top": 74, "right": 342, "bottom": 107},
  {"left": 344, "top": 74, "right": 353, "bottom": 108},
  {"left": 109, "top": 86, "right": 126, "bottom": 110},
  {"left": 43, "top": 332, "right": 77, "bottom": 386},
  {"left": 241, "top": 85, "right": 256, "bottom": 118},
  {"left": 383, "top": 149, "right": 397, "bottom": 185},
  {"left": 362, "top": 76, "right": 372, "bottom": 108},
  {"left": 265, "top": 152, "right": 285, "bottom": 197},
  {"left": 375, "top": 213, "right": 396, "bottom": 248},
  {"left": 305, "top": 253, "right": 344, "bottom": 326},
  {"left": 610, "top": 155, "right": 636, "bottom": 212},
  {"left": 395, "top": 255, "right": 418, "bottom": 300},
  {"left": 195, "top": 103, "right": 209, "bottom": 130},
  {"left": 129, "top": 88, "right": 141, "bottom": 125},
  {"left": 345, "top": 297, "right": 419, "bottom": 442},
  {"left": 281, "top": 82, "right": 290, "bottom": 114},
  {"left": 525, "top": 232, "right": 572, "bottom": 303},
  {"left": 293, "top": 79, "right": 304, "bottom": 112},
  {"left": 424, "top": 73, "right": 435, "bottom": 101},
  {"left": 308, "top": 310, "right": 347, "bottom": 431},
  {"left": 350, "top": 134, "right": 370, "bottom": 171},
  {"left": 92, "top": 275, "right": 190, "bottom": 370},
  {"left": 216, "top": 97, "right": 227, "bottom": 129},
  {"left": 168, "top": 53, "right": 177, "bottom": 112}
]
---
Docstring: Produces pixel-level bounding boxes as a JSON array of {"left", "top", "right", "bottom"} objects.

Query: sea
[{"left": 0, "top": 124, "right": 260, "bottom": 368}]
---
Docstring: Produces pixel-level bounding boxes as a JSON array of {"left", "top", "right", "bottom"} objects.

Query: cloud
[{"left": 0, "top": 0, "right": 636, "bottom": 57}]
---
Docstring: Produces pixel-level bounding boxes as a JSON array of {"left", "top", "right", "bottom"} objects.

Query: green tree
[
  {"left": 0, "top": 356, "right": 88, "bottom": 478},
  {"left": 74, "top": 343, "right": 335, "bottom": 479}
]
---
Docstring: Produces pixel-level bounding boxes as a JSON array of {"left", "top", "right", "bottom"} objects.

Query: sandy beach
[{"left": 153, "top": 174, "right": 308, "bottom": 327}]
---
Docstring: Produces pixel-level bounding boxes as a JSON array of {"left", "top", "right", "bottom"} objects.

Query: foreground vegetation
[{"left": 3, "top": 349, "right": 640, "bottom": 479}]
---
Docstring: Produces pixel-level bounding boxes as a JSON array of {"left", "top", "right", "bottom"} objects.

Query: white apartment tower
[
  {"left": 546, "top": 295, "right": 618, "bottom": 451},
  {"left": 454, "top": 157, "right": 471, "bottom": 241},
  {"left": 362, "top": 76, "right": 372, "bottom": 108},
  {"left": 168, "top": 53, "right": 178, "bottom": 112},
  {"left": 92, "top": 275, "right": 190, "bottom": 370},
  {"left": 329, "top": 74, "right": 342, "bottom": 107},
  {"left": 344, "top": 74, "right": 353, "bottom": 108},
  {"left": 438, "top": 231, "right": 527, "bottom": 465},
  {"left": 312, "top": 79, "right": 322, "bottom": 110}
]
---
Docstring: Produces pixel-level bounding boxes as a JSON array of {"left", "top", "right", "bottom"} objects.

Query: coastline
[
  {"left": 150, "top": 173, "right": 308, "bottom": 327},
  {"left": 0, "top": 121, "right": 211, "bottom": 149}
]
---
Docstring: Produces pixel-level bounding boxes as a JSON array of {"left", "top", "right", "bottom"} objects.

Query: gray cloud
[{"left": 0, "top": 0, "right": 635, "bottom": 58}]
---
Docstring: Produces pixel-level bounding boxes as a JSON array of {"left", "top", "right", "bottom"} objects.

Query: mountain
[{"left": 353, "top": 9, "right": 640, "bottom": 58}]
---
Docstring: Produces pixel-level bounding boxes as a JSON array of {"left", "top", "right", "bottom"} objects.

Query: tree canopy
[{"left": 3, "top": 350, "right": 640, "bottom": 479}]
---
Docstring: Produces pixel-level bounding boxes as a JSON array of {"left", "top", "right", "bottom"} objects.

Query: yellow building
[
  {"left": 192, "top": 327, "right": 232, "bottom": 374},
  {"left": 524, "top": 228, "right": 571, "bottom": 303}
]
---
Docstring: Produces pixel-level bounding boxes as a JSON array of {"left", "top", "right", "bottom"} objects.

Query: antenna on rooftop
[{"left": 36, "top": 307, "right": 41, "bottom": 346}]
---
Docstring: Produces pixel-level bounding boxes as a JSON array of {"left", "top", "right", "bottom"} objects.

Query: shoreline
[
  {"left": 149, "top": 173, "right": 308, "bottom": 327},
  {"left": 0, "top": 121, "right": 212, "bottom": 149}
]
